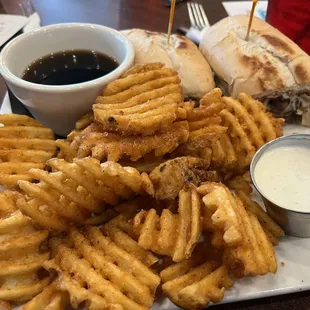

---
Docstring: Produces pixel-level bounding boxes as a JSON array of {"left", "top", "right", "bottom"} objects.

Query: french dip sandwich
[
  {"left": 122, "top": 29, "right": 215, "bottom": 99},
  {"left": 199, "top": 15, "right": 310, "bottom": 125}
]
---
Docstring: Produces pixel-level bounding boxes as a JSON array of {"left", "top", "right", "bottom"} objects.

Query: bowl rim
[
  {"left": 0, "top": 23, "right": 134, "bottom": 93},
  {"left": 250, "top": 133, "right": 310, "bottom": 215}
]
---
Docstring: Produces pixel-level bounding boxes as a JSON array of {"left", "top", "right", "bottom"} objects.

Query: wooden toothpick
[
  {"left": 167, "top": 0, "right": 177, "bottom": 45},
  {"left": 245, "top": 0, "right": 258, "bottom": 41}
]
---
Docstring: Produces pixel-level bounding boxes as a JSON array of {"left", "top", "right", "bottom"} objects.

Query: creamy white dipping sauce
[{"left": 254, "top": 143, "right": 310, "bottom": 212}]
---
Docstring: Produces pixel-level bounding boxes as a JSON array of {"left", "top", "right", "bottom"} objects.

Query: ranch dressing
[{"left": 254, "top": 143, "right": 310, "bottom": 212}]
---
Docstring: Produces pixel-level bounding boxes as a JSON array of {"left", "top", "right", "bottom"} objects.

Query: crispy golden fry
[
  {"left": 198, "top": 183, "right": 277, "bottom": 277},
  {"left": 237, "top": 93, "right": 284, "bottom": 139},
  {"left": 236, "top": 190, "right": 284, "bottom": 240},
  {"left": 0, "top": 114, "right": 56, "bottom": 188},
  {"left": 187, "top": 90, "right": 284, "bottom": 175},
  {"left": 187, "top": 102, "right": 225, "bottom": 122},
  {"left": 174, "top": 125, "right": 226, "bottom": 156},
  {"left": 0, "top": 114, "right": 44, "bottom": 127},
  {"left": 44, "top": 226, "right": 160, "bottom": 310},
  {"left": 200, "top": 88, "right": 223, "bottom": 107},
  {"left": 121, "top": 62, "right": 164, "bottom": 78},
  {"left": 49, "top": 158, "right": 152, "bottom": 202},
  {"left": 133, "top": 184, "right": 202, "bottom": 262},
  {"left": 0, "top": 190, "right": 50, "bottom": 305},
  {"left": 71, "top": 121, "right": 189, "bottom": 162},
  {"left": 220, "top": 109, "right": 256, "bottom": 168},
  {"left": 94, "top": 64, "right": 184, "bottom": 135},
  {"left": 161, "top": 242, "right": 233, "bottom": 310},
  {"left": 75, "top": 112, "right": 94, "bottom": 131},
  {"left": 213, "top": 95, "right": 284, "bottom": 173},
  {"left": 102, "top": 213, "right": 159, "bottom": 267},
  {"left": 149, "top": 157, "right": 211, "bottom": 200},
  {"left": 223, "top": 209, "right": 277, "bottom": 278},
  {"left": 226, "top": 172, "right": 253, "bottom": 195},
  {"left": 210, "top": 133, "right": 238, "bottom": 172},
  {"left": 17, "top": 157, "right": 153, "bottom": 231},
  {"left": 119, "top": 155, "right": 167, "bottom": 173},
  {"left": 198, "top": 182, "right": 246, "bottom": 247},
  {"left": 21, "top": 281, "right": 71, "bottom": 310},
  {"left": 56, "top": 139, "right": 77, "bottom": 162},
  {"left": 172, "top": 91, "right": 226, "bottom": 157},
  {"left": 0, "top": 301, "right": 11, "bottom": 310}
]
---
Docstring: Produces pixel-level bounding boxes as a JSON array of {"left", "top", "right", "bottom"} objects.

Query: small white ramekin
[{"left": 0, "top": 23, "right": 134, "bottom": 136}]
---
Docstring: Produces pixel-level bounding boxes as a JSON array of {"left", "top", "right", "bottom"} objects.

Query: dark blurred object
[
  {"left": 7, "top": 86, "right": 32, "bottom": 117},
  {"left": 164, "top": 0, "right": 185, "bottom": 7},
  {"left": 253, "top": 83, "right": 310, "bottom": 126},
  {"left": 266, "top": 0, "right": 310, "bottom": 55}
]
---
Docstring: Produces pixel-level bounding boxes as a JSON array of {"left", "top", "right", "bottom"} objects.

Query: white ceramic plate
[{"left": 1, "top": 95, "right": 310, "bottom": 310}]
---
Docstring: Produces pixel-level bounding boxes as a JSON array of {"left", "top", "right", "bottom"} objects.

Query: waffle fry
[
  {"left": 69, "top": 121, "right": 189, "bottom": 162},
  {"left": 198, "top": 182, "right": 277, "bottom": 277},
  {"left": 226, "top": 172, "right": 252, "bottom": 195},
  {"left": 215, "top": 95, "right": 284, "bottom": 173},
  {"left": 173, "top": 93, "right": 226, "bottom": 156},
  {"left": 236, "top": 190, "right": 284, "bottom": 244},
  {"left": 149, "top": 157, "right": 212, "bottom": 200},
  {"left": 103, "top": 213, "right": 159, "bottom": 267},
  {"left": 0, "top": 190, "right": 50, "bottom": 306},
  {"left": 198, "top": 182, "right": 246, "bottom": 247},
  {"left": 199, "top": 88, "right": 222, "bottom": 106},
  {"left": 174, "top": 125, "right": 226, "bottom": 156},
  {"left": 17, "top": 158, "right": 152, "bottom": 231},
  {"left": 21, "top": 281, "right": 71, "bottom": 310},
  {"left": 210, "top": 133, "right": 238, "bottom": 172},
  {"left": 94, "top": 64, "right": 184, "bottom": 135},
  {"left": 237, "top": 93, "right": 284, "bottom": 139},
  {"left": 44, "top": 226, "right": 160, "bottom": 310},
  {"left": 161, "top": 244, "right": 233, "bottom": 310},
  {"left": 0, "top": 114, "right": 56, "bottom": 188},
  {"left": 133, "top": 184, "right": 202, "bottom": 262},
  {"left": 119, "top": 155, "right": 167, "bottom": 173}
]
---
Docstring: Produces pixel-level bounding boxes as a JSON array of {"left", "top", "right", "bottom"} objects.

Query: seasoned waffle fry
[
  {"left": 226, "top": 172, "right": 252, "bottom": 195},
  {"left": 134, "top": 184, "right": 202, "bottom": 262},
  {"left": 237, "top": 93, "right": 284, "bottom": 138},
  {"left": 44, "top": 226, "right": 160, "bottom": 310},
  {"left": 121, "top": 62, "right": 164, "bottom": 78},
  {"left": 0, "top": 301, "right": 11, "bottom": 310},
  {"left": 0, "top": 114, "right": 56, "bottom": 188},
  {"left": 198, "top": 182, "right": 277, "bottom": 277},
  {"left": 119, "top": 155, "right": 167, "bottom": 173},
  {"left": 94, "top": 64, "right": 183, "bottom": 135},
  {"left": 102, "top": 213, "right": 159, "bottom": 267},
  {"left": 236, "top": 190, "right": 284, "bottom": 240},
  {"left": 0, "top": 190, "right": 50, "bottom": 306},
  {"left": 149, "top": 157, "right": 211, "bottom": 200},
  {"left": 56, "top": 140, "right": 77, "bottom": 162},
  {"left": 21, "top": 281, "right": 71, "bottom": 310},
  {"left": 71, "top": 121, "right": 189, "bottom": 162},
  {"left": 17, "top": 158, "right": 152, "bottom": 231},
  {"left": 161, "top": 243, "right": 233, "bottom": 310},
  {"left": 224, "top": 209, "right": 277, "bottom": 278},
  {"left": 174, "top": 125, "right": 226, "bottom": 156},
  {"left": 198, "top": 182, "right": 246, "bottom": 247},
  {"left": 200, "top": 88, "right": 223, "bottom": 107},
  {"left": 184, "top": 90, "right": 284, "bottom": 175},
  {"left": 220, "top": 109, "right": 256, "bottom": 168},
  {"left": 210, "top": 133, "right": 237, "bottom": 171}
]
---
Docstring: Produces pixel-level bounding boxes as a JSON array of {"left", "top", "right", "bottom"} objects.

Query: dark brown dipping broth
[{"left": 22, "top": 49, "right": 119, "bottom": 85}]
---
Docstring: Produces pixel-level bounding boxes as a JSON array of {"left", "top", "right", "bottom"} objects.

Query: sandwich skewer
[
  {"left": 167, "top": 0, "right": 177, "bottom": 45},
  {"left": 245, "top": 0, "right": 258, "bottom": 41}
]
